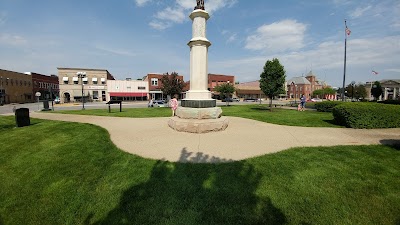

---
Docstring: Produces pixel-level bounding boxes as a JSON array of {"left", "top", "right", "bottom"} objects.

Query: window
[
  {"left": 74, "top": 80, "right": 79, "bottom": 84},
  {"left": 138, "top": 86, "right": 146, "bottom": 90},
  {"left": 151, "top": 78, "right": 158, "bottom": 86},
  {"left": 20, "top": 80, "right": 23, "bottom": 86},
  {"left": 93, "top": 91, "right": 99, "bottom": 100}
]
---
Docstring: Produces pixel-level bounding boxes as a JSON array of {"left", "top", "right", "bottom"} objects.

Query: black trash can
[
  {"left": 43, "top": 100, "right": 50, "bottom": 111},
  {"left": 15, "top": 108, "right": 30, "bottom": 127}
]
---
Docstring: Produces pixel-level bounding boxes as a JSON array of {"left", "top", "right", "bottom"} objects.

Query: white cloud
[
  {"left": 155, "top": 7, "right": 186, "bottom": 23},
  {"left": 149, "top": 0, "right": 238, "bottom": 30},
  {"left": 149, "top": 21, "right": 171, "bottom": 30},
  {"left": 0, "top": 11, "right": 6, "bottom": 25},
  {"left": 95, "top": 45, "right": 136, "bottom": 57},
  {"left": 385, "top": 69, "right": 400, "bottom": 73},
  {"left": 226, "top": 33, "right": 237, "bottom": 43},
  {"left": 349, "top": 5, "right": 372, "bottom": 18},
  {"left": 0, "top": 34, "right": 27, "bottom": 46},
  {"left": 245, "top": 20, "right": 307, "bottom": 53},
  {"left": 135, "top": 0, "right": 152, "bottom": 7},
  {"left": 213, "top": 35, "right": 400, "bottom": 86}
]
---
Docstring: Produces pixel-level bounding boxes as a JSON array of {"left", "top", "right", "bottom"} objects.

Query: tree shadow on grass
[
  {"left": 380, "top": 139, "right": 400, "bottom": 151},
  {"left": 91, "top": 149, "right": 286, "bottom": 225}
]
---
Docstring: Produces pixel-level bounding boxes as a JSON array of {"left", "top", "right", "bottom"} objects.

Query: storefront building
[
  {"left": 143, "top": 73, "right": 184, "bottom": 100},
  {"left": 58, "top": 68, "right": 114, "bottom": 103},
  {"left": 29, "top": 72, "right": 59, "bottom": 100},
  {"left": 107, "top": 79, "right": 148, "bottom": 101}
]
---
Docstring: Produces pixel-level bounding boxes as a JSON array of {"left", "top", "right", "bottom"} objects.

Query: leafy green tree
[
  {"left": 259, "top": 58, "right": 286, "bottom": 110},
  {"left": 371, "top": 81, "right": 383, "bottom": 101},
  {"left": 161, "top": 72, "right": 186, "bottom": 99},
  {"left": 355, "top": 84, "right": 367, "bottom": 99},
  {"left": 214, "top": 82, "right": 235, "bottom": 106},
  {"left": 312, "top": 87, "right": 336, "bottom": 98}
]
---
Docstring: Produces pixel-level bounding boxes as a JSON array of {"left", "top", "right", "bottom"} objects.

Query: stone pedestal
[
  {"left": 168, "top": 8, "right": 228, "bottom": 133},
  {"left": 168, "top": 116, "right": 229, "bottom": 134}
]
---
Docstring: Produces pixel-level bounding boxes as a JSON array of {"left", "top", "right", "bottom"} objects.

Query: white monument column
[
  {"left": 168, "top": 1, "right": 229, "bottom": 133},
  {"left": 181, "top": 9, "right": 216, "bottom": 108}
]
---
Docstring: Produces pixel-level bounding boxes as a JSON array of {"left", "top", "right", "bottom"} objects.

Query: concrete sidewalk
[{"left": 26, "top": 112, "right": 400, "bottom": 163}]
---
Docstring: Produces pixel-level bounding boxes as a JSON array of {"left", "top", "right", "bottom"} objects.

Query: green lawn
[
  {"left": 55, "top": 104, "right": 342, "bottom": 127},
  {"left": 0, "top": 116, "right": 399, "bottom": 225}
]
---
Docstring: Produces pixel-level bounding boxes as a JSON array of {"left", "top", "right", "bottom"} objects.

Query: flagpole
[{"left": 341, "top": 19, "right": 347, "bottom": 101}]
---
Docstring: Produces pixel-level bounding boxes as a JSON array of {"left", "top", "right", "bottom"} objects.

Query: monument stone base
[
  {"left": 181, "top": 99, "right": 216, "bottom": 108},
  {"left": 168, "top": 116, "right": 229, "bottom": 133},
  {"left": 168, "top": 107, "right": 229, "bottom": 133}
]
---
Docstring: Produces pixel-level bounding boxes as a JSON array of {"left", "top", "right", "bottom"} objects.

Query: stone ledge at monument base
[{"left": 168, "top": 116, "right": 229, "bottom": 133}]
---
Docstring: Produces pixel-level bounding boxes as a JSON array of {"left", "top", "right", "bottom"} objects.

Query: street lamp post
[
  {"left": 350, "top": 81, "right": 355, "bottom": 101},
  {"left": 77, "top": 72, "right": 87, "bottom": 110},
  {"left": 227, "top": 81, "right": 230, "bottom": 106}
]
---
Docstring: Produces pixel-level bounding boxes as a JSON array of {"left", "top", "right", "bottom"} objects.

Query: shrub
[
  {"left": 378, "top": 100, "right": 400, "bottom": 105},
  {"left": 315, "top": 101, "right": 343, "bottom": 112},
  {"left": 332, "top": 102, "right": 400, "bottom": 128}
]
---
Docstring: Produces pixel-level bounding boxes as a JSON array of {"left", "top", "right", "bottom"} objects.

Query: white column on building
[{"left": 393, "top": 88, "right": 397, "bottom": 100}]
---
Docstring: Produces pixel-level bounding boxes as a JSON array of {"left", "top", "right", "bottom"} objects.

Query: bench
[{"left": 106, "top": 100, "right": 122, "bottom": 113}]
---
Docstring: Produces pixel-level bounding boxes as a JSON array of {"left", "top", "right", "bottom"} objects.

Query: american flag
[
  {"left": 372, "top": 70, "right": 379, "bottom": 75},
  {"left": 346, "top": 26, "right": 351, "bottom": 36}
]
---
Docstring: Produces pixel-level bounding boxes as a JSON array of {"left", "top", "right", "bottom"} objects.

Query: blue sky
[{"left": 0, "top": 0, "right": 399, "bottom": 87}]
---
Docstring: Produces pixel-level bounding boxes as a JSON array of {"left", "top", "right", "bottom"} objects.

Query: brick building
[
  {"left": 287, "top": 71, "right": 324, "bottom": 100},
  {"left": 28, "top": 72, "right": 59, "bottom": 101},
  {"left": 143, "top": 73, "right": 184, "bottom": 100},
  {"left": 0, "top": 69, "right": 33, "bottom": 104},
  {"left": 58, "top": 68, "right": 114, "bottom": 103},
  {"left": 234, "top": 81, "right": 265, "bottom": 99}
]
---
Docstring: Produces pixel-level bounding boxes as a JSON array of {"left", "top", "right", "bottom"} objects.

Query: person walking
[
  {"left": 300, "top": 94, "right": 306, "bottom": 111},
  {"left": 148, "top": 98, "right": 153, "bottom": 108},
  {"left": 170, "top": 95, "right": 178, "bottom": 116}
]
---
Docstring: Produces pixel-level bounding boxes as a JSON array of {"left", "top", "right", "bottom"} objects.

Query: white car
[{"left": 311, "top": 98, "right": 322, "bottom": 102}]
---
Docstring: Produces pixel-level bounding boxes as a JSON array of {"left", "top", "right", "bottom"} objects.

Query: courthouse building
[
  {"left": 58, "top": 68, "right": 114, "bottom": 103},
  {"left": 366, "top": 79, "right": 400, "bottom": 100}
]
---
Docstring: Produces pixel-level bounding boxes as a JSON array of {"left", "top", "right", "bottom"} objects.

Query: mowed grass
[
  {"left": 55, "top": 104, "right": 341, "bottom": 127},
  {"left": 0, "top": 116, "right": 399, "bottom": 225}
]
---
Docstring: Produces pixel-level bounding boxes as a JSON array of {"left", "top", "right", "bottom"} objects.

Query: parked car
[
  {"left": 310, "top": 98, "right": 322, "bottom": 102},
  {"left": 222, "top": 97, "right": 240, "bottom": 102},
  {"left": 152, "top": 99, "right": 166, "bottom": 107},
  {"left": 243, "top": 98, "right": 257, "bottom": 102}
]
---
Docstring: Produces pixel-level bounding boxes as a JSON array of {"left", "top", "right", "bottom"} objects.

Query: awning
[
  {"left": 82, "top": 77, "right": 88, "bottom": 82},
  {"left": 101, "top": 78, "right": 106, "bottom": 82},
  {"left": 63, "top": 77, "right": 69, "bottom": 81},
  {"left": 92, "top": 78, "right": 98, "bottom": 82},
  {"left": 73, "top": 77, "right": 79, "bottom": 81},
  {"left": 109, "top": 92, "right": 146, "bottom": 97}
]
